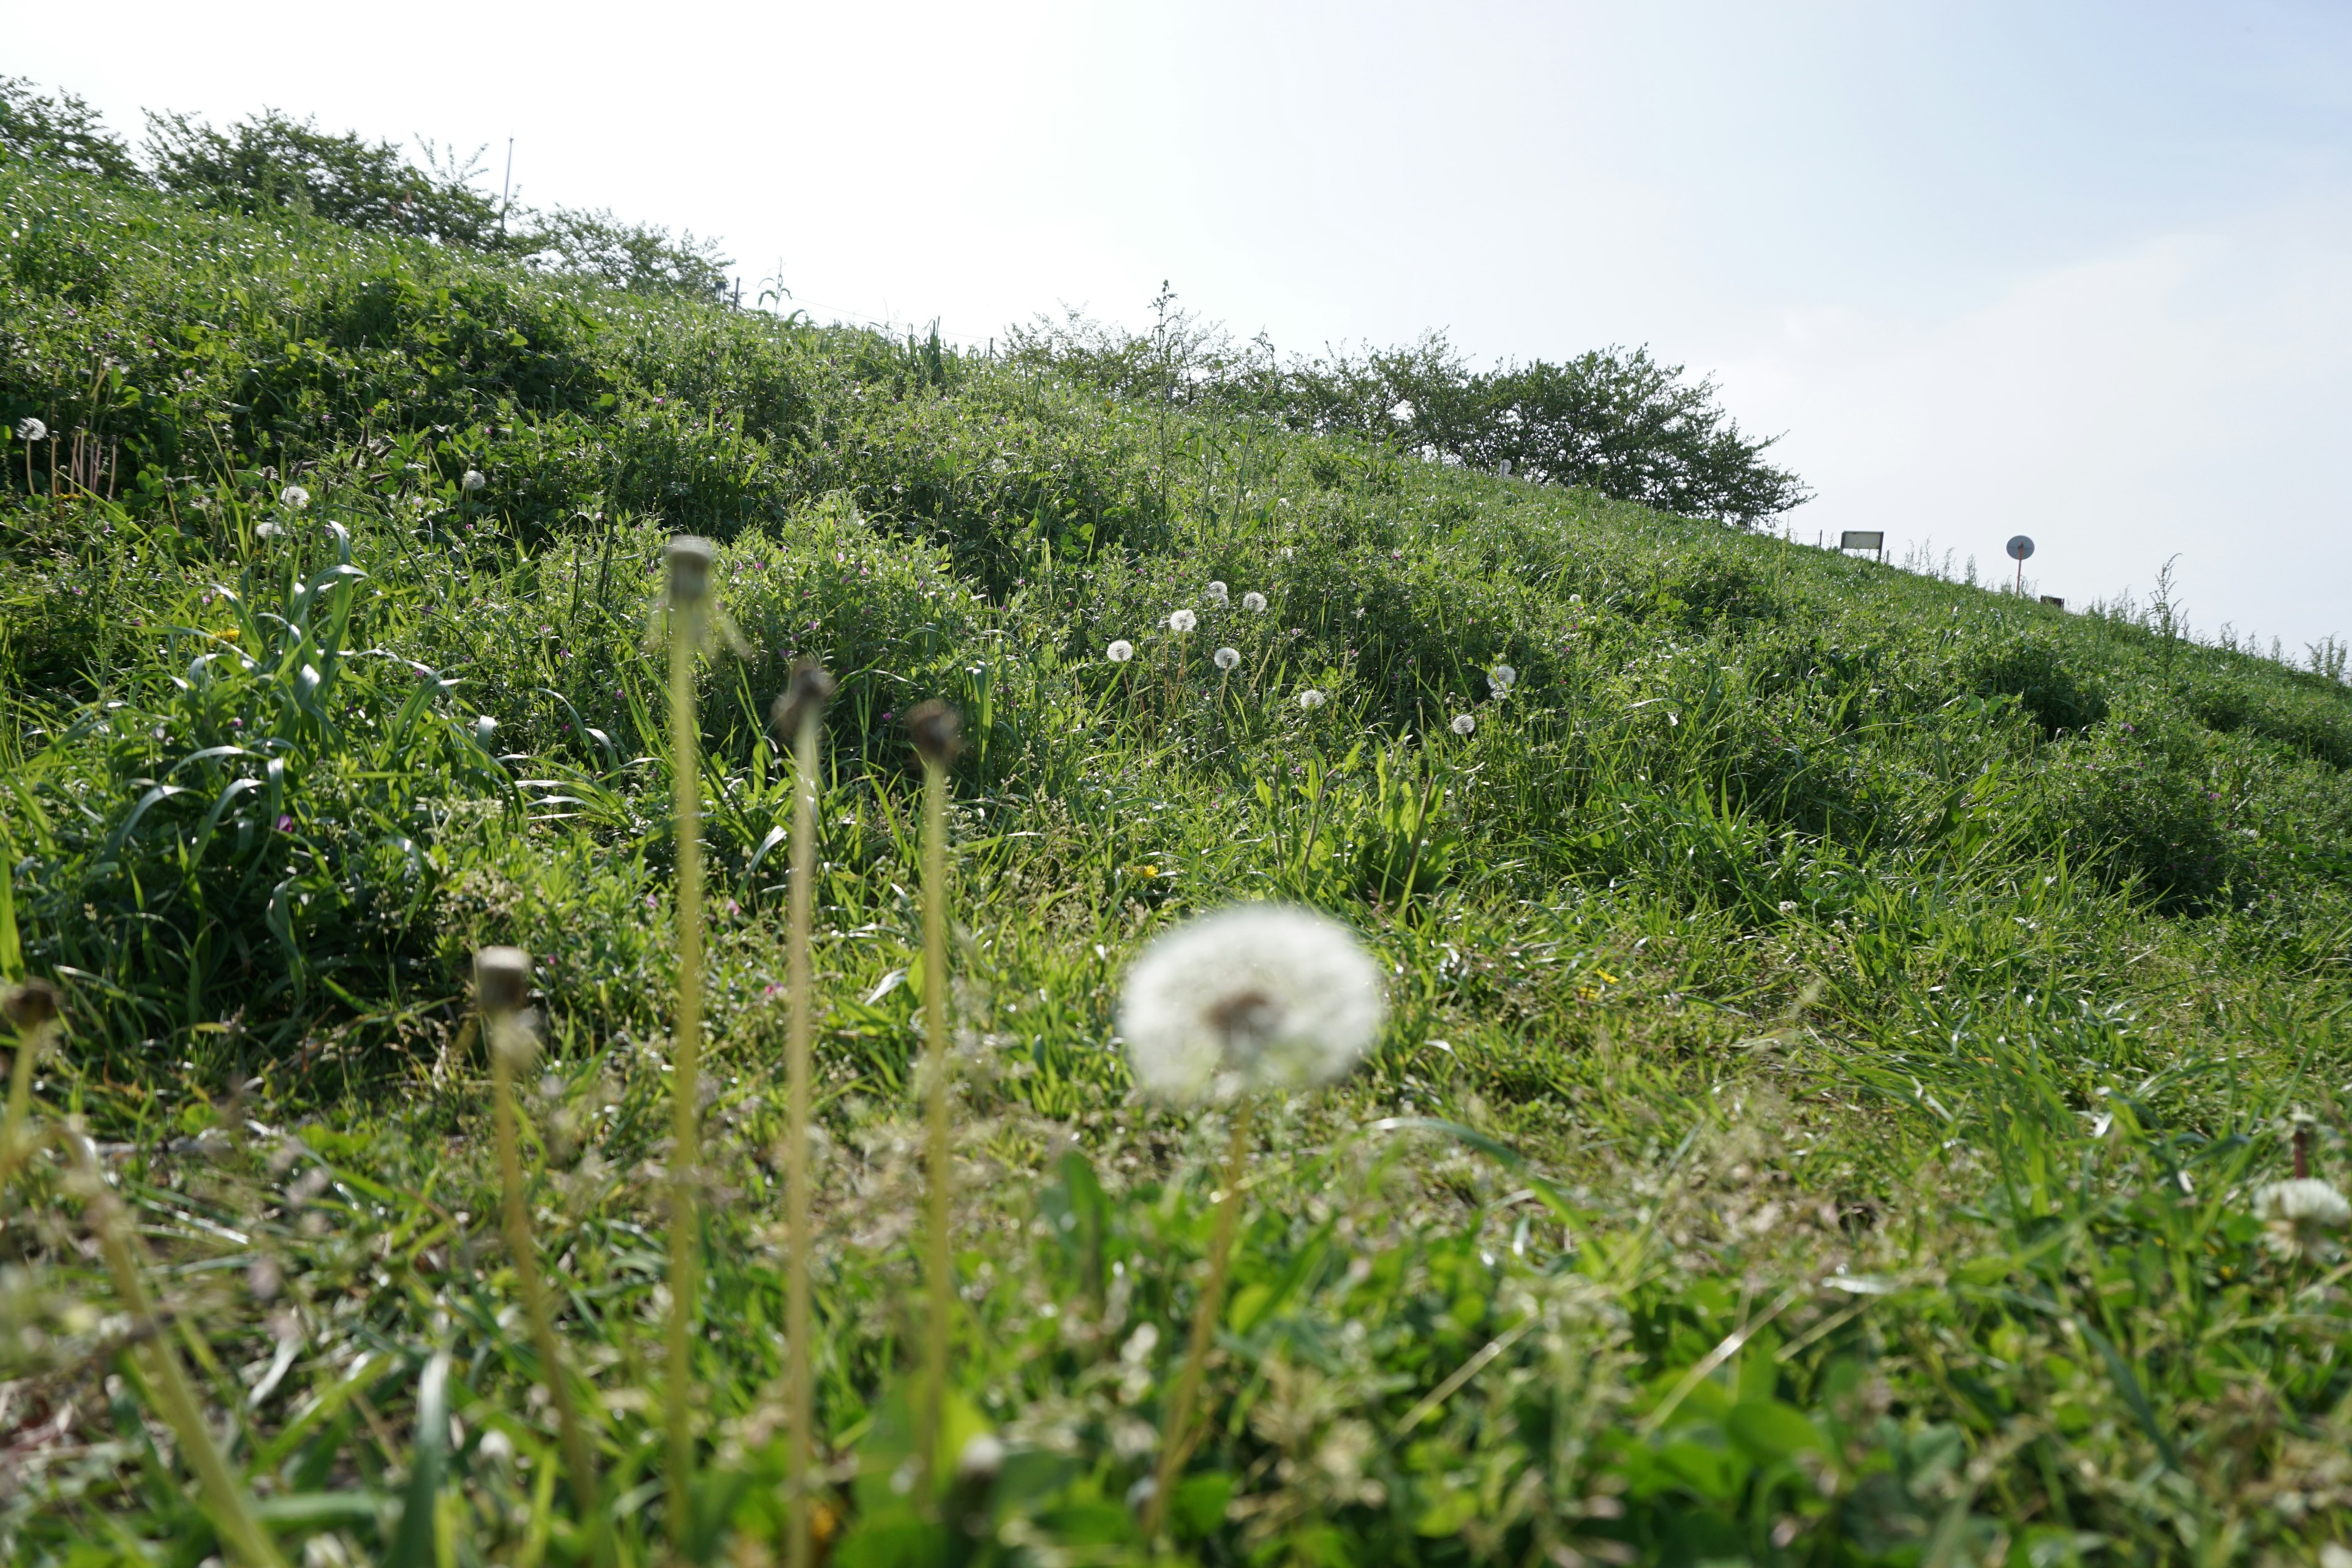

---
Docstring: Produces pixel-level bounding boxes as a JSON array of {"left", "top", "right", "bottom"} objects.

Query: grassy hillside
[{"left": 4, "top": 159, "right": 2352, "bottom": 1567}]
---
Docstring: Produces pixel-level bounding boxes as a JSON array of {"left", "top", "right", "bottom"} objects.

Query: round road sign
[{"left": 2006, "top": 535, "right": 2035, "bottom": 561}]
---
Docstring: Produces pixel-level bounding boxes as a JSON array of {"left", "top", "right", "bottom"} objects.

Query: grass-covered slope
[{"left": 5, "top": 160, "right": 2352, "bottom": 1566}]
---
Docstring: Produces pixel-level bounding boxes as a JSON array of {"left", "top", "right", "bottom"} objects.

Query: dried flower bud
[
  {"left": 3, "top": 979, "right": 61, "bottom": 1032},
  {"left": 907, "top": 700, "right": 963, "bottom": 768},
  {"left": 474, "top": 947, "right": 533, "bottom": 1014},
  {"left": 666, "top": 535, "right": 716, "bottom": 605},
  {"left": 769, "top": 658, "right": 837, "bottom": 740}
]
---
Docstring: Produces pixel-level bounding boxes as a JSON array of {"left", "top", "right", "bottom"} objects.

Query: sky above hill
[{"left": 10, "top": 0, "right": 2351, "bottom": 654}]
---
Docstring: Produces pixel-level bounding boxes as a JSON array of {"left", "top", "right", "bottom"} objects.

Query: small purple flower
[
  {"left": 644, "top": 892, "right": 658, "bottom": 910},
  {"left": 881, "top": 710, "right": 895, "bottom": 723},
  {"left": 275, "top": 814, "right": 293, "bottom": 832}
]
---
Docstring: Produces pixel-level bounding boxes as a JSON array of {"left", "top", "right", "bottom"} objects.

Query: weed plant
[{"left": 1, "top": 157, "right": 2351, "bottom": 1566}]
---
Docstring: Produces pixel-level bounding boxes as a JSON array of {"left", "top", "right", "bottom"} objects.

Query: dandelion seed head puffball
[
  {"left": 1297, "top": 688, "right": 1327, "bottom": 710},
  {"left": 1205, "top": 581, "right": 1229, "bottom": 605},
  {"left": 14, "top": 417, "right": 46, "bottom": 442},
  {"left": 280, "top": 484, "right": 310, "bottom": 509},
  {"left": 1169, "top": 608, "right": 1199, "bottom": 633},
  {"left": 2256, "top": 1178, "right": 2351, "bottom": 1260},
  {"left": 1120, "top": 904, "right": 1385, "bottom": 1102},
  {"left": 1451, "top": 713, "right": 1476, "bottom": 736},
  {"left": 462, "top": 469, "right": 486, "bottom": 492},
  {"left": 1213, "top": 646, "right": 1241, "bottom": 671},
  {"left": 1107, "top": 639, "right": 1136, "bottom": 664},
  {"left": 1488, "top": 663, "right": 1517, "bottom": 698},
  {"left": 1242, "top": 591, "right": 1268, "bottom": 612}
]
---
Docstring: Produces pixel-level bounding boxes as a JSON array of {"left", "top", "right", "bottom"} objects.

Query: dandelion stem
[
  {"left": 665, "top": 592, "right": 706, "bottom": 1555},
  {"left": 785, "top": 699, "right": 823, "bottom": 1568},
  {"left": 1144, "top": 1101, "right": 1253, "bottom": 1541},
  {"left": 489, "top": 1009, "right": 603, "bottom": 1548},
  {"left": 917, "top": 743, "right": 954, "bottom": 1509},
  {"left": 74, "top": 1129, "right": 287, "bottom": 1568},
  {"left": 1, "top": 1016, "right": 55, "bottom": 1189}
]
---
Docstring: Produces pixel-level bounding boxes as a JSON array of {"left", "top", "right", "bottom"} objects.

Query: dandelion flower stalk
[
  {"left": 15, "top": 417, "right": 45, "bottom": 497},
  {"left": 1144, "top": 1102, "right": 1252, "bottom": 1540},
  {"left": 771, "top": 660, "right": 835, "bottom": 1568},
  {"left": 70, "top": 1126, "right": 287, "bottom": 1568},
  {"left": 908, "top": 699, "right": 963, "bottom": 1509},
  {"left": 662, "top": 534, "right": 716, "bottom": 1552},
  {"left": 1, "top": 981, "right": 62, "bottom": 1188},
  {"left": 477, "top": 949, "right": 602, "bottom": 1545}
]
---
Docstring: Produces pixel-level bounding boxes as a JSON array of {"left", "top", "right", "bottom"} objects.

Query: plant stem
[
  {"left": 0, "top": 1019, "right": 53, "bottom": 1188},
  {"left": 489, "top": 1012, "right": 602, "bottom": 1548},
  {"left": 75, "top": 1132, "right": 287, "bottom": 1568},
  {"left": 666, "top": 600, "right": 704, "bottom": 1556},
  {"left": 917, "top": 749, "right": 953, "bottom": 1507},
  {"left": 786, "top": 704, "right": 821, "bottom": 1568},
  {"left": 1144, "top": 1101, "right": 1253, "bottom": 1542}
]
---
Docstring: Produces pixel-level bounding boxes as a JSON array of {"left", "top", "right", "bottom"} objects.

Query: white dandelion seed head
[
  {"left": 254, "top": 521, "right": 282, "bottom": 538},
  {"left": 1106, "top": 639, "right": 1136, "bottom": 664},
  {"left": 1205, "top": 581, "right": 1229, "bottom": 604},
  {"left": 2256, "top": 1178, "right": 2351, "bottom": 1259},
  {"left": 1118, "top": 903, "right": 1385, "bottom": 1104},
  {"left": 280, "top": 484, "right": 310, "bottom": 509},
  {"left": 1242, "top": 591, "right": 1268, "bottom": 612},
  {"left": 1777, "top": 900, "right": 1798, "bottom": 914},
  {"left": 462, "top": 469, "right": 486, "bottom": 492},
  {"left": 1297, "top": 688, "right": 1326, "bottom": 710},
  {"left": 1168, "top": 608, "right": 1198, "bottom": 634},
  {"left": 14, "top": 418, "right": 46, "bottom": 442},
  {"left": 1451, "top": 713, "right": 1476, "bottom": 736},
  {"left": 1213, "top": 646, "right": 1241, "bottom": 671},
  {"left": 1488, "top": 664, "right": 1517, "bottom": 696}
]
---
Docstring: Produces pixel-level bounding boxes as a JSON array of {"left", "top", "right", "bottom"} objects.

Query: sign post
[
  {"left": 2006, "top": 535, "right": 2035, "bottom": 595},
  {"left": 1839, "top": 530, "right": 1885, "bottom": 564}
]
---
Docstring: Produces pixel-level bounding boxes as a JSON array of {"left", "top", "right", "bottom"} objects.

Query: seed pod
[
  {"left": 474, "top": 947, "right": 533, "bottom": 1015},
  {"left": 769, "top": 658, "right": 837, "bottom": 739},
  {"left": 2, "top": 979, "right": 61, "bottom": 1032},
  {"left": 665, "top": 535, "right": 716, "bottom": 606},
  {"left": 907, "top": 701, "right": 963, "bottom": 767}
]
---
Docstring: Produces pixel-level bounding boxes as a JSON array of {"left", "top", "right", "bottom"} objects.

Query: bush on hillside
[
  {"left": 1010, "top": 295, "right": 1811, "bottom": 526},
  {"left": 0, "top": 76, "right": 142, "bottom": 183},
  {"left": 143, "top": 107, "right": 505, "bottom": 247}
]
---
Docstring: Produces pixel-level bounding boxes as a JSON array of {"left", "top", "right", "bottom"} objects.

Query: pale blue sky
[{"left": 9, "top": 1, "right": 2350, "bottom": 653}]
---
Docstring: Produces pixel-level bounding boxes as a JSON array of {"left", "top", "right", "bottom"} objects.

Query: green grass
[{"left": 4, "top": 156, "right": 2352, "bottom": 1567}]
